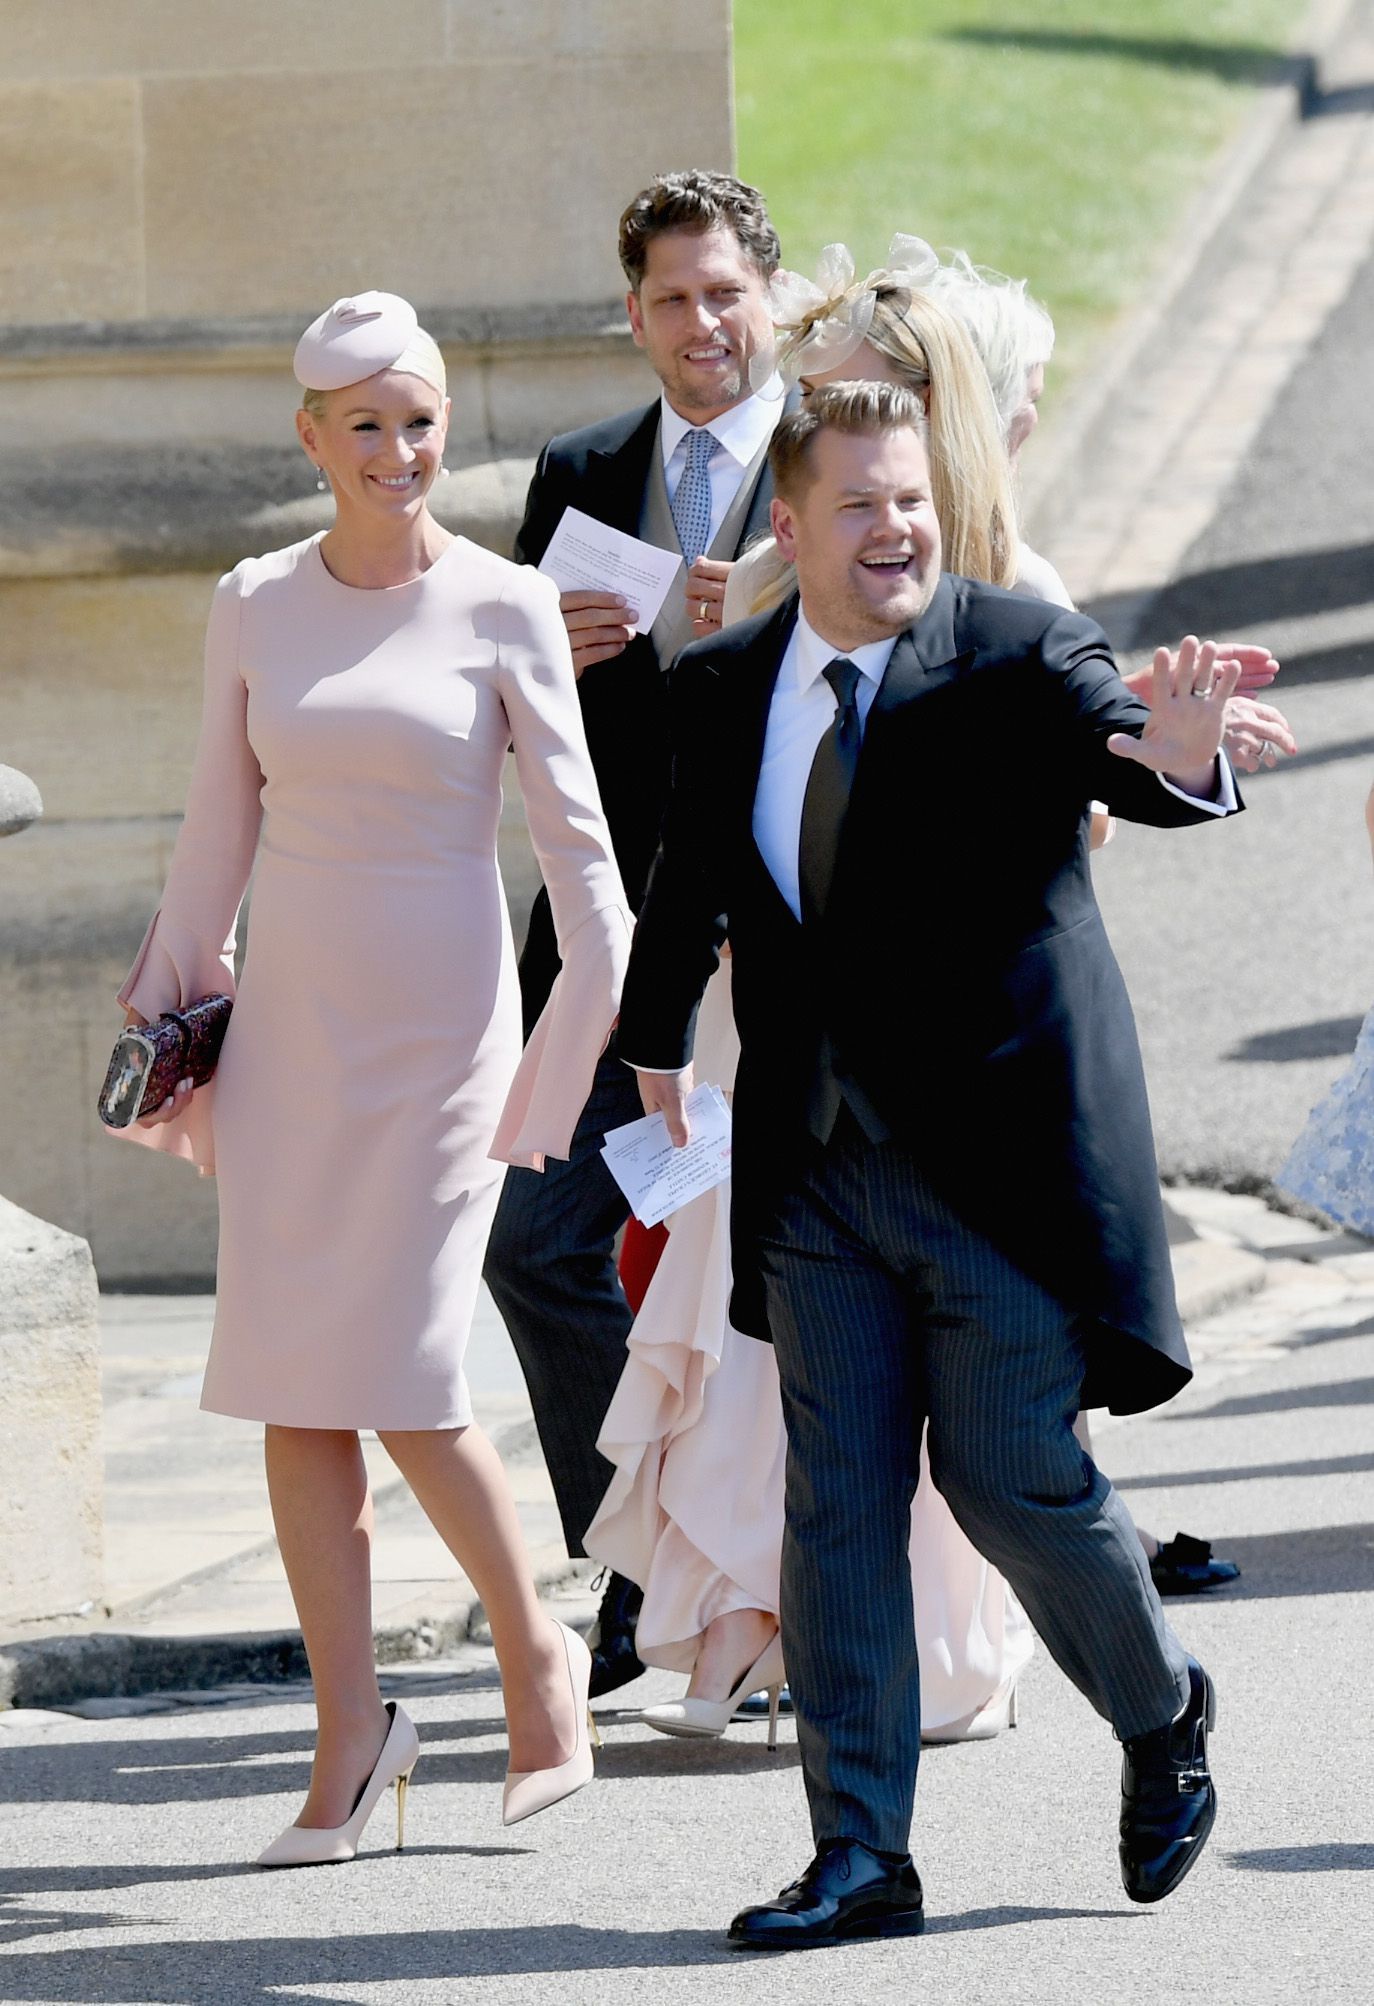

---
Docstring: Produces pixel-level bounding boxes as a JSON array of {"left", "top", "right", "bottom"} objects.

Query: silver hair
[{"left": 924, "top": 252, "right": 1056, "bottom": 445}]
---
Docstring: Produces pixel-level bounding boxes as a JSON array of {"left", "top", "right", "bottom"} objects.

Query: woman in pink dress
[{"left": 116, "top": 294, "right": 631, "bottom": 1861}]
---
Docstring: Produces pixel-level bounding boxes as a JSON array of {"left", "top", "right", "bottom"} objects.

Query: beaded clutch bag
[{"left": 97, "top": 994, "right": 232, "bottom": 1129}]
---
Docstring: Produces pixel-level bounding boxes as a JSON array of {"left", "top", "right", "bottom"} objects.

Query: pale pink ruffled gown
[
  {"left": 117, "top": 533, "right": 630, "bottom": 1430},
  {"left": 586, "top": 961, "right": 1033, "bottom": 1735}
]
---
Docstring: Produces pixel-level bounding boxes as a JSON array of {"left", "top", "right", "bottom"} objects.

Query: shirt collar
[
  {"left": 659, "top": 379, "right": 784, "bottom": 470},
  {"left": 792, "top": 605, "right": 899, "bottom": 693}
]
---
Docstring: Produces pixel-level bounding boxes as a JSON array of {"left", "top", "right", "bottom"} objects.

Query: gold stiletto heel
[
  {"left": 395, "top": 1767, "right": 413, "bottom": 1849},
  {"left": 255, "top": 1702, "right": 421, "bottom": 1869},
  {"left": 587, "top": 1709, "right": 603, "bottom": 1750}
]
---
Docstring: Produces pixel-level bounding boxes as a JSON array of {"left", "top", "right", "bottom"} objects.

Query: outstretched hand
[
  {"left": 1122, "top": 639, "right": 1279, "bottom": 704},
  {"left": 1107, "top": 636, "right": 1240, "bottom": 796},
  {"left": 1223, "top": 695, "right": 1298, "bottom": 772}
]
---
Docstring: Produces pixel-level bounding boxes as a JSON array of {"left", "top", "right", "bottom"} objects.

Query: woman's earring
[
  {"left": 314, "top": 467, "right": 328, "bottom": 493},
  {"left": 440, "top": 465, "right": 451, "bottom": 480}
]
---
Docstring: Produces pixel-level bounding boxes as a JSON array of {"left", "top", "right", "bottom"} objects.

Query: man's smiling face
[
  {"left": 772, "top": 423, "right": 942, "bottom": 648},
  {"left": 626, "top": 225, "right": 774, "bottom": 421}
]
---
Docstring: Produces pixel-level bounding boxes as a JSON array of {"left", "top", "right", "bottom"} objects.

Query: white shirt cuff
[{"left": 1157, "top": 754, "right": 1238, "bottom": 815}]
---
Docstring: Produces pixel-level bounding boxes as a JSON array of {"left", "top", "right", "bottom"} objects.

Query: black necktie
[{"left": 798, "top": 657, "right": 863, "bottom": 926}]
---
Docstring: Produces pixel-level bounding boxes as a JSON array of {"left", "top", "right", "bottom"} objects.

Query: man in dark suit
[
  {"left": 623, "top": 381, "right": 1238, "bottom": 1949},
  {"left": 484, "top": 170, "right": 788, "bottom": 1692}
]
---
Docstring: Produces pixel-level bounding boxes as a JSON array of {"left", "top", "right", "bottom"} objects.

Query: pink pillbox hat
[{"left": 293, "top": 292, "right": 445, "bottom": 395}]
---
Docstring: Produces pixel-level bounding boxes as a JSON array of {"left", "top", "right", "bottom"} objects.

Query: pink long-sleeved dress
[{"left": 118, "top": 532, "right": 631, "bottom": 1430}]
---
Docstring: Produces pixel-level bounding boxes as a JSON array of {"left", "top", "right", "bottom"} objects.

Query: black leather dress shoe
[
  {"left": 586, "top": 1571, "right": 645, "bottom": 1699},
  {"left": 1120, "top": 1657, "right": 1217, "bottom": 1903},
  {"left": 728, "top": 1838, "right": 925, "bottom": 1950},
  {"left": 1149, "top": 1533, "right": 1241, "bottom": 1595}
]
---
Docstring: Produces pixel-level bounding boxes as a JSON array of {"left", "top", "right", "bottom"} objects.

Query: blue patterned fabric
[
  {"left": 670, "top": 427, "right": 717, "bottom": 567},
  {"left": 1277, "top": 1004, "right": 1374, "bottom": 1237}
]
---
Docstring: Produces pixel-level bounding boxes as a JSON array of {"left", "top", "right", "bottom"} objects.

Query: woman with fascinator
[{"left": 112, "top": 293, "right": 631, "bottom": 1861}]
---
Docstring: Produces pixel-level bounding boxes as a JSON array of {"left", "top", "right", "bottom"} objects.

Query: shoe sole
[
  {"left": 642, "top": 1718, "right": 727, "bottom": 1740},
  {"left": 731, "top": 1910, "right": 926, "bottom": 1951}
]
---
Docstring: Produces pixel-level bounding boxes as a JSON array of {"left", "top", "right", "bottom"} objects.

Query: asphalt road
[
  {"left": 3, "top": 1263, "right": 1371, "bottom": 2006},
  {"left": 1089, "top": 196, "right": 1374, "bottom": 1190}
]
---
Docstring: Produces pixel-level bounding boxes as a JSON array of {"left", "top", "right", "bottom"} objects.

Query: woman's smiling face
[{"left": 299, "top": 369, "right": 450, "bottom": 517}]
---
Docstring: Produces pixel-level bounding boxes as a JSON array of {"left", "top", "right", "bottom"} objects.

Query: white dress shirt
[
  {"left": 659, "top": 380, "right": 784, "bottom": 551},
  {"left": 752, "top": 610, "right": 897, "bottom": 922}
]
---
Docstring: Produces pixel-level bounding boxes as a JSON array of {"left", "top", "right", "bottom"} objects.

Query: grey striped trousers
[{"left": 759, "top": 1119, "right": 1190, "bottom": 1854}]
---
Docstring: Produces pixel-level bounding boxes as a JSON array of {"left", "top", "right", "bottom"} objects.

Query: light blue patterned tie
[{"left": 670, "top": 427, "right": 718, "bottom": 567}]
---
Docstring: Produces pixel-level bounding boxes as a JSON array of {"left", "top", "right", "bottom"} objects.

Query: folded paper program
[{"left": 600, "top": 1085, "right": 733, "bottom": 1229}]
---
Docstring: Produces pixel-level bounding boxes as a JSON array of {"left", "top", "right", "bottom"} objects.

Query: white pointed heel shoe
[
  {"left": 255, "top": 1701, "right": 420, "bottom": 1869},
  {"left": 502, "top": 1619, "right": 598, "bottom": 1827},
  {"left": 641, "top": 1632, "right": 787, "bottom": 1751}
]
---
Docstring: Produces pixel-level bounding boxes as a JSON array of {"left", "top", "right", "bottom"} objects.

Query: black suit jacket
[
  {"left": 616, "top": 575, "right": 1244, "bottom": 1415},
  {"left": 513, "top": 399, "right": 780, "bottom": 1029}
]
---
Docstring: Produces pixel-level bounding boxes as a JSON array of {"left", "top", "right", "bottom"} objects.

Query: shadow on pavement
[
  {"left": 0, "top": 1846, "right": 528, "bottom": 1899},
  {"left": 1122, "top": 1449, "right": 1374, "bottom": 1490},
  {"left": 1092, "top": 543, "right": 1374, "bottom": 648},
  {"left": 0, "top": 1925, "right": 738, "bottom": 1997},
  {"left": 1266, "top": 639, "right": 1373, "bottom": 687},
  {"left": 1226, "top": 1843, "right": 1374, "bottom": 1871},
  {"left": 0, "top": 1898, "right": 1145, "bottom": 2000},
  {"left": 939, "top": 28, "right": 1304, "bottom": 88},
  {"left": 0, "top": 1716, "right": 795, "bottom": 1807},
  {"left": 1225, "top": 1016, "right": 1363, "bottom": 1062},
  {"left": 1170, "top": 1375, "right": 1374, "bottom": 1419},
  {"left": 926, "top": 1903, "right": 1139, "bottom": 1935},
  {"left": 1165, "top": 1522, "right": 1374, "bottom": 1599}
]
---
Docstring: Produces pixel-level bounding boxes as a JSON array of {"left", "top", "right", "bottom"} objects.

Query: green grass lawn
[{"left": 735, "top": 1, "right": 1297, "bottom": 391}]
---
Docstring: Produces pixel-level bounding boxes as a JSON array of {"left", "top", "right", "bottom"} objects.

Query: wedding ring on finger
[{"left": 699, "top": 599, "right": 712, "bottom": 623}]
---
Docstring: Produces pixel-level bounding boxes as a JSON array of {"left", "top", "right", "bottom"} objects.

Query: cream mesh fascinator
[
  {"left": 293, "top": 292, "right": 447, "bottom": 397},
  {"left": 751, "top": 234, "right": 941, "bottom": 392}
]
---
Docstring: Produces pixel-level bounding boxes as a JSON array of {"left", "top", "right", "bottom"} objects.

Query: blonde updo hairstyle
[
  {"left": 923, "top": 253, "right": 1055, "bottom": 446},
  {"left": 742, "top": 281, "right": 1020, "bottom": 616}
]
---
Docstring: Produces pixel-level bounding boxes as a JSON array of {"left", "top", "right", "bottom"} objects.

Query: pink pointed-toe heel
[
  {"left": 501, "top": 1619, "right": 598, "bottom": 1827},
  {"left": 641, "top": 1631, "right": 787, "bottom": 1751},
  {"left": 256, "top": 1701, "right": 420, "bottom": 1869}
]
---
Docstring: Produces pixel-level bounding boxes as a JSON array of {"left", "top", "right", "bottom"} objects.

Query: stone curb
[
  {"left": 0, "top": 1237, "right": 1267, "bottom": 1712},
  {"left": 1170, "top": 1238, "right": 1270, "bottom": 1325},
  {"left": 0, "top": 1552, "right": 595, "bottom": 1713},
  {"left": 1022, "top": 0, "right": 1363, "bottom": 556}
]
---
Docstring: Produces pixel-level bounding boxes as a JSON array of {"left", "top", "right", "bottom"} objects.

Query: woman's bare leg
[
  {"left": 379, "top": 1424, "right": 575, "bottom": 1772},
  {"left": 263, "top": 1424, "right": 391, "bottom": 1828},
  {"left": 686, "top": 1606, "right": 779, "bottom": 1702}
]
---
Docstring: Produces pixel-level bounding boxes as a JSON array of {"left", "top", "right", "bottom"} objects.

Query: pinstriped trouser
[{"left": 759, "top": 1119, "right": 1191, "bottom": 1855}]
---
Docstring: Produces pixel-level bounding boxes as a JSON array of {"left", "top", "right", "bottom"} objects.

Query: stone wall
[
  {"left": 0, "top": 1159, "right": 104, "bottom": 1626},
  {"left": 0, "top": 0, "right": 734, "bottom": 1282}
]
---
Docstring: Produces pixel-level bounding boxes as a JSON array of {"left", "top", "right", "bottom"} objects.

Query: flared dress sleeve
[
  {"left": 113, "top": 567, "right": 264, "bottom": 1172},
  {"left": 490, "top": 569, "right": 633, "bottom": 1170}
]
